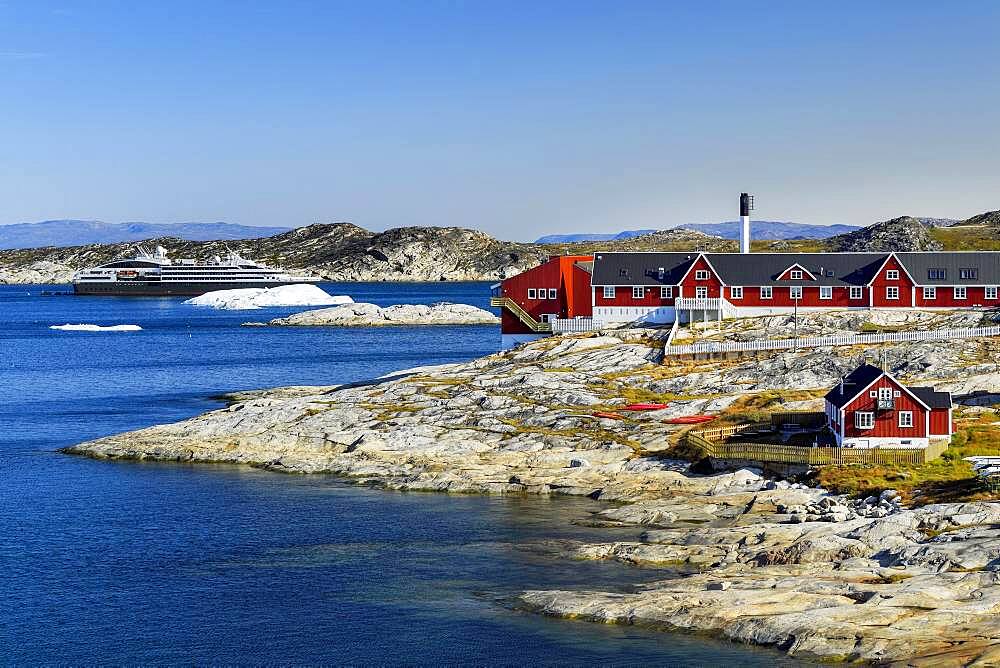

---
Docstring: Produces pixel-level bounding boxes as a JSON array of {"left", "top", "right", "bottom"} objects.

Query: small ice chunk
[{"left": 184, "top": 284, "right": 353, "bottom": 310}]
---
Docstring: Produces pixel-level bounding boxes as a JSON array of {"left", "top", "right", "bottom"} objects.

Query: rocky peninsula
[
  {"left": 64, "top": 309, "right": 1000, "bottom": 664},
  {"left": 257, "top": 302, "right": 499, "bottom": 327}
]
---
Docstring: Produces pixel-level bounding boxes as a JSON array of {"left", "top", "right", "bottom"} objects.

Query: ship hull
[{"left": 73, "top": 280, "right": 320, "bottom": 296}]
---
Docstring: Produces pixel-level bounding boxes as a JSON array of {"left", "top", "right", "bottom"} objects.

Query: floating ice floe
[
  {"left": 50, "top": 324, "right": 143, "bottom": 332},
  {"left": 183, "top": 284, "right": 353, "bottom": 310}
]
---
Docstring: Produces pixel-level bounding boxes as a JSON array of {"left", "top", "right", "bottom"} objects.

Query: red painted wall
[
  {"left": 594, "top": 285, "right": 676, "bottom": 307},
  {"left": 930, "top": 408, "right": 952, "bottom": 436},
  {"left": 915, "top": 285, "right": 1000, "bottom": 308},
  {"left": 776, "top": 264, "right": 814, "bottom": 281},
  {"left": 566, "top": 263, "right": 593, "bottom": 317},
  {"left": 499, "top": 255, "right": 592, "bottom": 333},
  {"left": 727, "top": 285, "right": 854, "bottom": 308},
  {"left": 870, "top": 256, "right": 915, "bottom": 307},
  {"left": 678, "top": 256, "right": 722, "bottom": 298},
  {"left": 842, "top": 376, "right": 928, "bottom": 439}
]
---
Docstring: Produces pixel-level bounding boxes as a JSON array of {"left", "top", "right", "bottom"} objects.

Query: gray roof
[
  {"left": 705, "top": 253, "right": 886, "bottom": 287},
  {"left": 825, "top": 364, "right": 885, "bottom": 408},
  {"left": 591, "top": 252, "right": 697, "bottom": 286},
  {"left": 909, "top": 387, "right": 952, "bottom": 410},
  {"left": 895, "top": 252, "right": 1000, "bottom": 285}
]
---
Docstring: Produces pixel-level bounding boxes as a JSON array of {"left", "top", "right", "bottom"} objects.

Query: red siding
[
  {"left": 567, "top": 264, "right": 593, "bottom": 317},
  {"left": 915, "top": 285, "right": 1000, "bottom": 309},
  {"left": 727, "top": 285, "right": 853, "bottom": 308},
  {"left": 870, "top": 256, "right": 915, "bottom": 307},
  {"left": 843, "top": 376, "right": 928, "bottom": 439},
  {"left": 776, "top": 264, "right": 815, "bottom": 281},
  {"left": 678, "top": 256, "right": 722, "bottom": 298},
  {"left": 930, "top": 408, "right": 952, "bottom": 436},
  {"left": 499, "top": 255, "right": 592, "bottom": 333},
  {"left": 594, "top": 285, "right": 676, "bottom": 307}
]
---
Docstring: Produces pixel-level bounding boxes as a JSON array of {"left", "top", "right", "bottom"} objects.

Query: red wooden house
[{"left": 824, "top": 363, "right": 952, "bottom": 449}]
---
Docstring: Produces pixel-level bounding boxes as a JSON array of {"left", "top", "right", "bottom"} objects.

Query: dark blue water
[{"left": 0, "top": 283, "right": 803, "bottom": 665}]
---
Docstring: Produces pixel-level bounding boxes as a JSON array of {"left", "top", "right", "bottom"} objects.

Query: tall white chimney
[{"left": 739, "top": 192, "right": 754, "bottom": 254}]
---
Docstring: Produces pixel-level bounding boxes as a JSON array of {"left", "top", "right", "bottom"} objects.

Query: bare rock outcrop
[{"left": 263, "top": 302, "right": 499, "bottom": 327}]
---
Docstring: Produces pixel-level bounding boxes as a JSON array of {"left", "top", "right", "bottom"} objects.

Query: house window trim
[
  {"left": 760, "top": 286, "right": 773, "bottom": 300},
  {"left": 928, "top": 268, "right": 946, "bottom": 280},
  {"left": 987, "top": 286, "right": 998, "bottom": 300},
  {"left": 886, "top": 270, "right": 899, "bottom": 280},
  {"left": 886, "top": 286, "right": 899, "bottom": 300},
  {"left": 527, "top": 288, "right": 537, "bottom": 299},
  {"left": 855, "top": 411, "right": 875, "bottom": 430},
  {"left": 730, "top": 286, "right": 743, "bottom": 300},
  {"left": 819, "top": 286, "right": 832, "bottom": 300},
  {"left": 923, "top": 286, "right": 936, "bottom": 300},
  {"left": 789, "top": 286, "right": 803, "bottom": 300},
  {"left": 954, "top": 286, "right": 967, "bottom": 300},
  {"left": 602, "top": 286, "right": 615, "bottom": 299},
  {"left": 695, "top": 270, "right": 710, "bottom": 281},
  {"left": 898, "top": 411, "right": 914, "bottom": 428},
  {"left": 695, "top": 286, "right": 709, "bottom": 299},
  {"left": 632, "top": 286, "right": 645, "bottom": 300},
  {"left": 660, "top": 286, "right": 673, "bottom": 299},
  {"left": 960, "top": 268, "right": 978, "bottom": 280},
  {"left": 789, "top": 269, "right": 803, "bottom": 280},
  {"left": 548, "top": 288, "right": 557, "bottom": 300}
]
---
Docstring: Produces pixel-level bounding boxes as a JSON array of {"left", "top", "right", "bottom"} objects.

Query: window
[
  {"left": 886, "top": 270, "right": 899, "bottom": 280},
  {"left": 632, "top": 286, "right": 644, "bottom": 299},
  {"left": 695, "top": 287, "right": 708, "bottom": 299},
  {"left": 660, "top": 286, "right": 673, "bottom": 298},
  {"left": 695, "top": 270, "right": 710, "bottom": 280},
  {"left": 928, "top": 268, "right": 946, "bottom": 280},
  {"left": 850, "top": 286, "right": 864, "bottom": 300},
  {"left": 527, "top": 288, "right": 536, "bottom": 299},
  {"left": 923, "top": 287, "right": 936, "bottom": 300},
  {"left": 603, "top": 286, "right": 615, "bottom": 299},
  {"left": 760, "top": 286, "right": 772, "bottom": 299},
  {"left": 886, "top": 286, "right": 899, "bottom": 300},
  {"left": 988, "top": 286, "right": 998, "bottom": 300},
  {"left": 960, "top": 268, "right": 978, "bottom": 280},
  {"left": 790, "top": 286, "right": 802, "bottom": 300},
  {"left": 657, "top": 267, "right": 665, "bottom": 280},
  {"left": 730, "top": 286, "right": 743, "bottom": 299},
  {"left": 855, "top": 412, "right": 875, "bottom": 430},
  {"left": 955, "top": 286, "right": 967, "bottom": 300},
  {"left": 820, "top": 286, "right": 832, "bottom": 300},
  {"left": 790, "top": 269, "right": 803, "bottom": 280},
  {"left": 548, "top": 288, "right": 557, "bottom": 300},
  {"left": 898, "top": 411, "right": 913, "bottom": 428}
]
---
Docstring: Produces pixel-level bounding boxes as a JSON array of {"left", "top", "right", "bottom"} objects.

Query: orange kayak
[
  {"left": 593, "top": 411, "right": 625, "bottom": 420},
  {"left": 665, "top": 415, "right": 716, "bottom": 424}
]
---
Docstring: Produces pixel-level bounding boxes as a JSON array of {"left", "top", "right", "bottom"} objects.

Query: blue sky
[{"left": 1, "top": 1, "right": 998, "bottom": 239}]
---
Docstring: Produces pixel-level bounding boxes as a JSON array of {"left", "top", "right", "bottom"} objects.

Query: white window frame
[
  {"left": 760, "top": 286, "right": 772, "bottom": 300},
  {"left": 695, "top": 286, "right": 708, "bottom": 299},
  {"left": 527, "top": 288, "right": 537, "bottom": 299},
  {"left": 819, "top": 286, "right": 832, "bottom": 300},
  {"left": 955, "top": 286, "right": 967, "bottom": 300},
  {"left": 632, "top": 286, "right": 644, "bottom": 299},
  {"left": 855, "top": 412, "right": 874, "bottom": 430},
  {"left": 548, "top": 288, "right": 557, "bottom": 300},
  {"left": 789, "top": 286, "right": 803, "bottom": 300},
  {"left": 789, "top": 269, "right": 803, "bottom": 280},
  {"left": 923, "top": 286, "right": 936, "bottom": 300},
  {"left": 730, "top": 286, "right": 743, "bottom": 299},
  {"left": 850, "top": 286, "right": 863, "bottom": 300},
  {"left": 695, "top": 270, "right": 710, "bottom": 280},
  {"left": 988, "top": 286, "right": 998, "bottom": 300},
  {"left": 886, "top": 270, "right": 899, "bottom": 280},
  {"left": 602, "top": 286, "right": 615, "bottom": 299},
  {"left": 898, "top": 411, "right": 913, "bottom": 428},
  {"left": 886, "top": 286, "right": 899, "bottom": 300},
  {"left": 660, "top": 286, "right": 673, "bottom": 298},
  {"left": 538, "top": 287, "right": 549, "bottom": 299}
]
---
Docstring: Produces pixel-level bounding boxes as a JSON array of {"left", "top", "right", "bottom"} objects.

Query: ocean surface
[{"left": 0, "top": 282, "right": 806, "bottom": 666}]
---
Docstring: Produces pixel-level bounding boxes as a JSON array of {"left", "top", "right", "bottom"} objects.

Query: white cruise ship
[{"left": 72, "top": 245, "right": 322, "bottom": 296}]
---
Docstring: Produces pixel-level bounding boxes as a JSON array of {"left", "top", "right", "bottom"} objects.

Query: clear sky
[{"left": 1, "top": 1, "right": 998, "bottom": 240}]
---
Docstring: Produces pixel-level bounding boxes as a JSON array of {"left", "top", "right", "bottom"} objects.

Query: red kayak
[
  {"left": 593, "top": 411, "right": 625, "bottom": 420},
  {"left": 622, "top": 402, "right": 670, "bottom": 411},
  {"left": 665, "top": 415, "right": 716, "bottom": 424}
]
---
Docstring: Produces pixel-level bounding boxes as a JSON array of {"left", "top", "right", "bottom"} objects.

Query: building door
[{"left": 695, "top": 287, "right": 708, "bottom": 299}]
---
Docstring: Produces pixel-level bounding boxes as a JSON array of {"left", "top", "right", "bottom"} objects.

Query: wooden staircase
[{"left": 490, "top": 297, "right": 552, "bottom": 332}]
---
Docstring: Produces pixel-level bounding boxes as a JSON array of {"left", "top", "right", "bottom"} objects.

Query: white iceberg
[
  {"left": 50, "top": 324, "right": 143, "bottom": 332},
  {"left": 183, "top": 284, "right": 353, "bottom": 310}
]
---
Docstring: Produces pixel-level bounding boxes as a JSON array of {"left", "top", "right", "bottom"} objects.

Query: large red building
[
  {"left": 824, "top": 363, "right": 952, "bottom": 448},
  {"left": 495, "top": 249, "right": 1000, "bottom": 345}
]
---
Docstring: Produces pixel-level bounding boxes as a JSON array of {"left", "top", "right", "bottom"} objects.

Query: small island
[{"left": 252, "top": 302, "right": 499, "bottom": 327}]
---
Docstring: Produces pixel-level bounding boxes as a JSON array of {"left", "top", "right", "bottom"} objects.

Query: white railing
[
  {"left": 675, "top": 296, "right": 737, "bottom": 319},
  {"left": 665, "top": 325, "right": 1000, "bottom": 356},
  {"left": 552, "top": 317, "right": 595, "bottom": 333}
]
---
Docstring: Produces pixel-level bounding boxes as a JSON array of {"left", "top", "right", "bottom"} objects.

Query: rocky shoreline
[
  {"left": 63, "top": 313, "right": 1000, "bottom": 664},
  {"left": 252, "top": 302, "right": 499, "bottom": 327}
]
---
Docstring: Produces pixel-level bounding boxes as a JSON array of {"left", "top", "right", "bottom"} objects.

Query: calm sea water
[{"left": 0, "top": 283, "right": 805, "bottom": 665}]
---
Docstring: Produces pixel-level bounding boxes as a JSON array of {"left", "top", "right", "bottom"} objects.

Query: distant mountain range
[
  {"left": 0, "top": 220, "right": 291, "bottom": 249},
  {"left": 535, "top": 221, "right": 862, "bottom": 244}
]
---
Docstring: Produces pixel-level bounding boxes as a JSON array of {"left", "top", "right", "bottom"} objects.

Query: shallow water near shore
[{"left": 0, "top": 283, "right": 808, "bottom": 665}]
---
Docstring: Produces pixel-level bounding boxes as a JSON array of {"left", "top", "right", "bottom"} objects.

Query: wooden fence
[
  {"left": 666, "top": 325, "right": 1000, "bottom": 356},
  {"left": 685, "top": 416, "right": 949, "bottom": 466}
]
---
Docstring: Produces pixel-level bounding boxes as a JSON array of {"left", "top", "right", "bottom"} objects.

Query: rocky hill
[
  {"left": 953, "top": 210, "right": 1000, "bottom": 227},
  {"left": 827, "top": 215, "right": 943, "bottom": 252},
  {"left": 0, "top": 219, "right": 290, "bottom": 249},
  {"left": 0, "top": 223, "right": 551, "bottom": 283}
]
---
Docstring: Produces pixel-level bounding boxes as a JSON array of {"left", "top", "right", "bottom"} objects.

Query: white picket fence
[
  {"left": 552, "top": 317, "right": 595, "bottom": 333},
  {"left": 665, "top": 325, "right": 1000, "bottom": 356}
]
